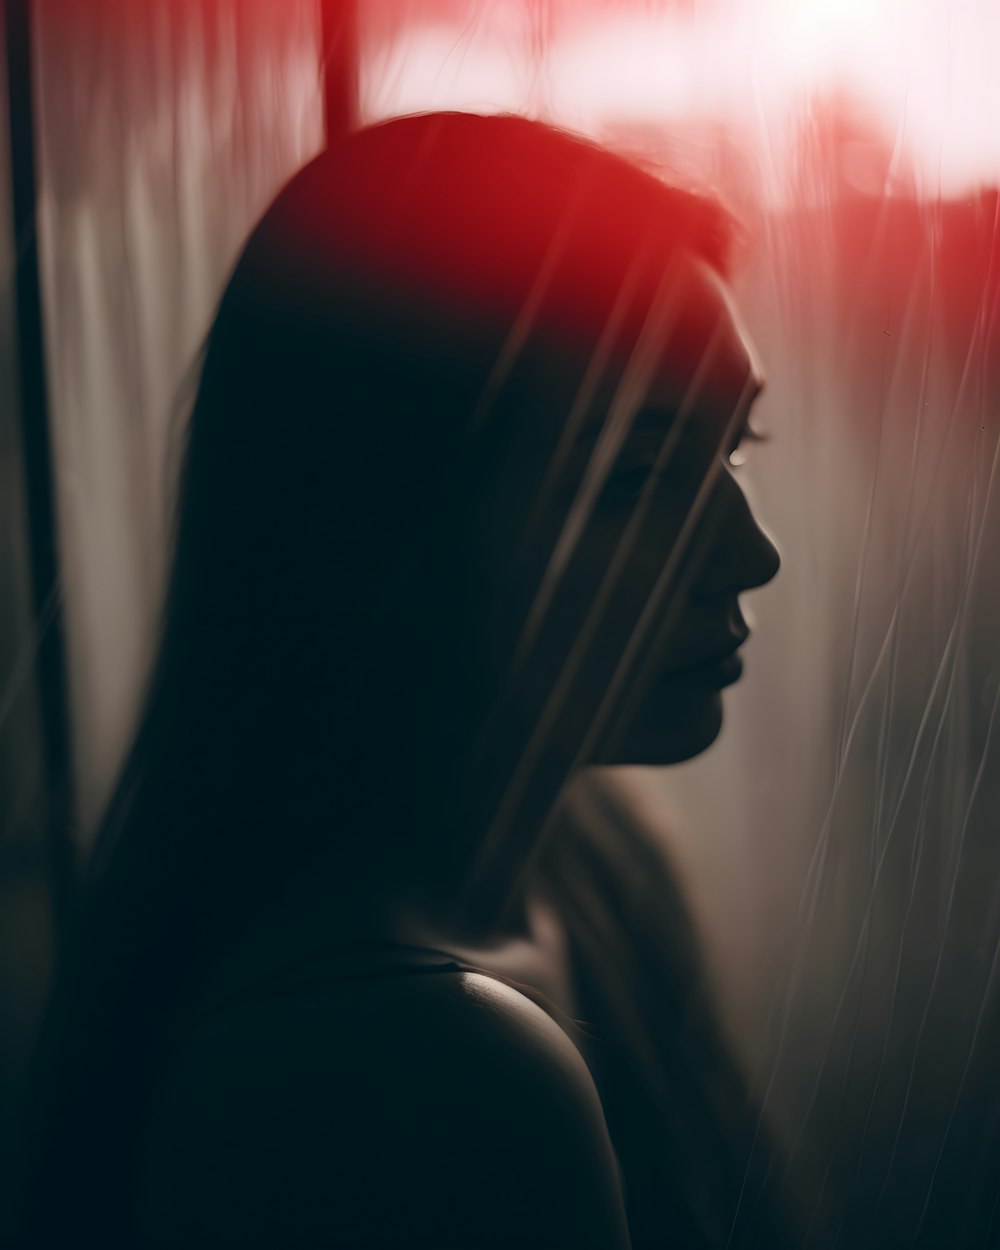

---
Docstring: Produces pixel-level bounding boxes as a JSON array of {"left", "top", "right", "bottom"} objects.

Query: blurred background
[{"left": 2, "top": 1, "right": 999, "bottom": 1245}]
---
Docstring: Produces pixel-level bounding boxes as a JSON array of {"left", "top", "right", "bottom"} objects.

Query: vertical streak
[
  {"left": 587, "top": 366, "right": 753, "bottom": 758},
  {"left": 873, "top": 418, "right": 1000, "bottom": 1211},
  {"left": 785, "top": 208, "right": 1000, "bottom": 1007},
  {"left": 911, "top": 847, "right": 1000, "bottom": 1247},
  {"left": 837, "top": 253, "right": 937, "bottom": 1186},
  {"left": 467, "top": 309, "right": 733, "bottom": 913},
  {"left": 787, "top": 604, "right": 967, "bottom": 1191},
  {"left": 320, "top": 0, "right": 358, "bottom": 143},
  {"left": 509, "top": 253, "right": 686, "bottom": 670},
  {"left": 467, "top": 174, "right": 595, "bottom": 445},
  {"left": 4, "top": 0, "right": 78, "bottom": 941},
  {"left": 503, "top": 349, "right": 748, "bottom": 909},
  {"left": 750, "top": 397, "right": 1000, "bottom": 1227}
]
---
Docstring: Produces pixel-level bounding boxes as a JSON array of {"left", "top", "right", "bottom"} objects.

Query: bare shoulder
[{"left": 136, "top": 970, "right": 631, "bottom": 1249}]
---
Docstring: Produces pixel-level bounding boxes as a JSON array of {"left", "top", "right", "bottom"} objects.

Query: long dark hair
[{"left": 12, "top": 112, "right": 734, "bottom": 1245}]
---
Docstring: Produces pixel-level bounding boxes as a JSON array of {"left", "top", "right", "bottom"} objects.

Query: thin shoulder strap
[{"left": 191, "top": 939, "right": 591, "bottom": 1049}]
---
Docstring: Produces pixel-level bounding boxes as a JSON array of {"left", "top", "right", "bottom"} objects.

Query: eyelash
[
  {"left": 728, "top": 421, "right": 769, "bottom": 468},
  {"left": 602, "top": 421, "right": 769, "bottom": 500}
]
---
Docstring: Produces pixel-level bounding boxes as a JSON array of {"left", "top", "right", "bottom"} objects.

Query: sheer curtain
[
  {"left": 357, "top": 3, "right": 1000, "bottom": 1243},
  {"left": 32, "top": 0, "right": 325, "bottom": 839},
  {"left": 8, "top": 1, "right": 1000, "bottom": 1241}
]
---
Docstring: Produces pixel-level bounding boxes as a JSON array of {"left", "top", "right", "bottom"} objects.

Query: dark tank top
[
  {"left": 188, "top": 936, "right": 588, "bottom": 1050},
  {"left": 168, "top": 785, "right": 801, "bottom": 1250}
]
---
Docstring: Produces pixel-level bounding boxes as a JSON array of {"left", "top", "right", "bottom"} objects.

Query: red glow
[{"left": 360, "top": 0, "right": 1000, "bottom": 203}]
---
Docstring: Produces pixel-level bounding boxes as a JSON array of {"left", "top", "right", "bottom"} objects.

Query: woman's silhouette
[{"left": 14, "top": 112, "right": 794, "bottom": 1247}]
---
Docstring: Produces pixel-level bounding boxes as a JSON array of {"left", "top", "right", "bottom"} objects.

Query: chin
[{"left": 595, "top": 688, "right": 724, "bottom": 766}]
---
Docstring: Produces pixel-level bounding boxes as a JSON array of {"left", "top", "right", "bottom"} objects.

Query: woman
[{"left": 14, "top": 112, "right": 791, "bottom": 1247}]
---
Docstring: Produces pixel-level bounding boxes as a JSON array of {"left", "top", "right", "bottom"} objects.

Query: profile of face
[
  {"left": 221, "top": 114, "right": 779, "bottom": 802},
  {"left": 469, "top": 251, "right": 780, "bottom": 770}
]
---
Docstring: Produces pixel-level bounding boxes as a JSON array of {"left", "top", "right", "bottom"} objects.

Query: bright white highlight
[{"left": 361, "top": 0, "right": 1000, "bottom": 203}]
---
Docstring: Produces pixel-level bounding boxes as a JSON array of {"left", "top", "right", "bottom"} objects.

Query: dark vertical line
[
  {"left": 320, "top": 0, "right": 359, "bottom": 144},
  {"left": 4, "top": 0, "right": 78, "bottom": 940}
]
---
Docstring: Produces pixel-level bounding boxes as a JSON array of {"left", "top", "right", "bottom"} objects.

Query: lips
[
  {"left": 653, "top": 629, "right": 750, "bottom": 692},
  {"left": 683, "top": 630, "right": 750, "bottom": 671}
]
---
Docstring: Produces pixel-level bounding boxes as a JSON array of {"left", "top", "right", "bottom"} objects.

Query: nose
[{"left": 690, "top": 475, "right": 781, "bottom": 601}]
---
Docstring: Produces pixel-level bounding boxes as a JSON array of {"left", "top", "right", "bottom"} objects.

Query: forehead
[
  {"left": 503, "top": 252, "right": 761, "bottom": 457},
  {"left": 641, "top": 255, "right": 761, "bottom": 415},
  {"left": 548, "top": 253, "right": 761, "bottom": 443}
]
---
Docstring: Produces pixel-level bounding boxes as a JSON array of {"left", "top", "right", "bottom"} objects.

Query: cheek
[
  {"left": 567, "top": 488, "right": 734, "bottom": 716},
  {"left": 590, "top": 492, "right": 700, "bottom": 627},
  {"left": 475, "top": 468, "right": 707, "bottom": 708},
  {"left": 522, "top": 501, "right": 688, "bottom": 697}
]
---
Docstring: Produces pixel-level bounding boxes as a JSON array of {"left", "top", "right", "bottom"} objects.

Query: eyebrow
[{"left": 577, "top": 372, "right": 764, "bottom": 445}]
